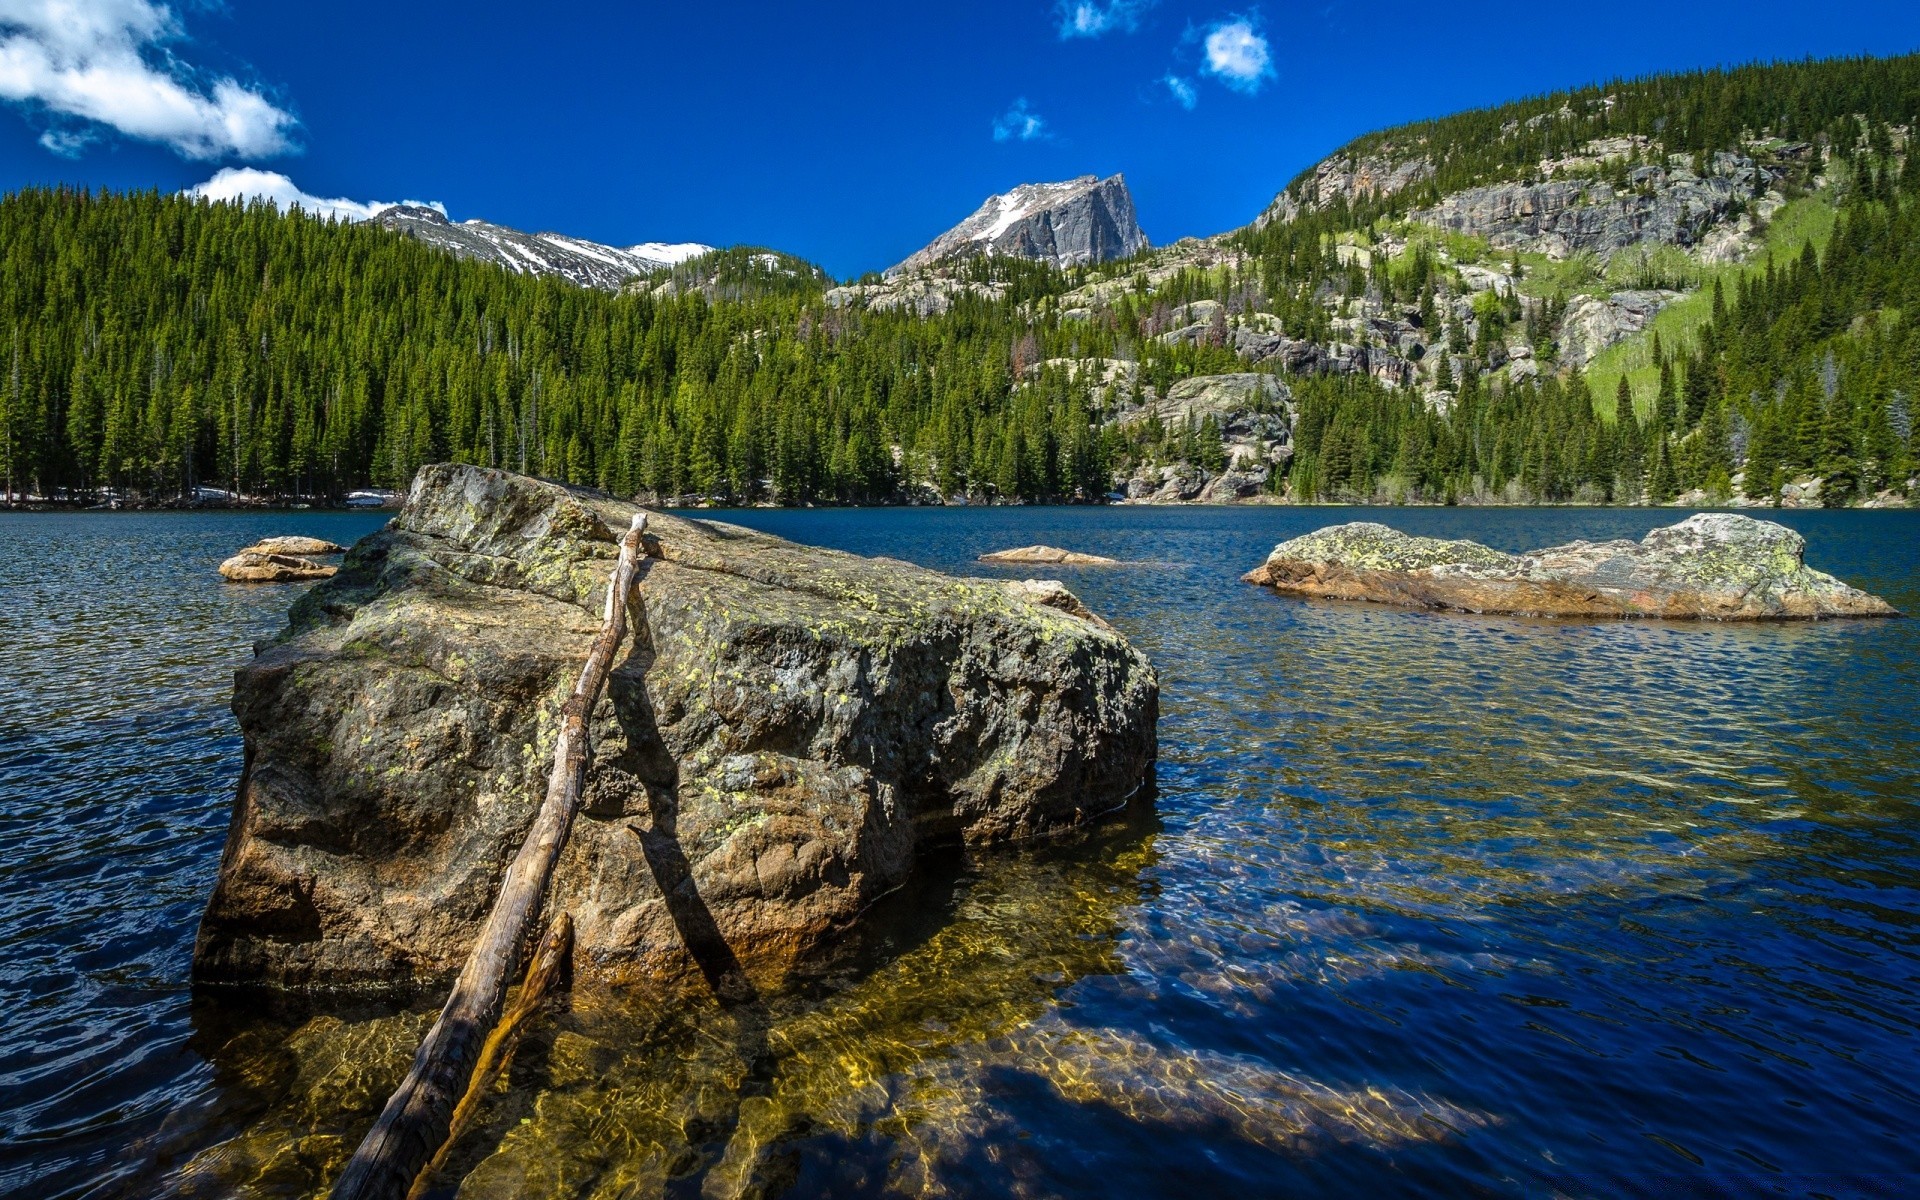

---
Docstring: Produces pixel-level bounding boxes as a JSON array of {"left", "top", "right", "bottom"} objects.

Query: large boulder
[
  {"left": 194, "top": 465, "right": 1158, "bottom": 993},
  {"left": 1243, "top": 514, "right": 1899, "bottom": 619}
]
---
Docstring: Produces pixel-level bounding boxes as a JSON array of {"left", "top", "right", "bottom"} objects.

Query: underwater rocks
[
  {"left": 1243, "top": 514, "right": 1899, "bottom": 620},
  {"left": 194, "top": 464, "right": 1158, "bottom": 993}
]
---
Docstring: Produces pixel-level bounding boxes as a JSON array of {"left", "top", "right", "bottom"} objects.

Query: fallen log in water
[
  {"left": 405, "top": 914, "right": 574, "bottom": 1200},
  {"left": 329, "top": 513, "right": 650, "bottom": 1200}
]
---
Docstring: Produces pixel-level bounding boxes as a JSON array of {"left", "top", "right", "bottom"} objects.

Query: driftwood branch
[
  {"left": 404, "top": 914, "right": 574, "bottom": 1200},
  {"left": 330, "top": 513, "right": 650, "bottom": 1200}
]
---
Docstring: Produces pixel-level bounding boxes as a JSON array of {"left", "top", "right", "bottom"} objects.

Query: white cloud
[
  {"left": 1163, "top": 73, "right": 1196, "bottom": 110},
  {"left": 185, "top": 168, "right": 444, "bottom": 223},
  {"left": 1201, "top": 15, "right": 1273, "bottom": 94},
  {"left": 0, "top": 0, "right": 296, "bottom": 159},
  {"left": 992, "top": 98, "right": 1049, "bottom": 143},
  {"left": 1056, "top": 0, "right": 1152, "bottom": 39}
]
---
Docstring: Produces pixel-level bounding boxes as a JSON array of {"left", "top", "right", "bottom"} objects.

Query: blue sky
[{"left": 3, "top": 2, "right": 1920, "bottom": 279}]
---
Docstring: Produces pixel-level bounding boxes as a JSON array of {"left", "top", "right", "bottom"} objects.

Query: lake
[{"left": 2, "top": 504, "right": 1917, "bottom": 1198}]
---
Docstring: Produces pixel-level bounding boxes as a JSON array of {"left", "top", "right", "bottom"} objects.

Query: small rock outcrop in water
[
  {"left": 194, "top": 465, "right": 1158, "bottom": 991},
  {"left": 980, "top": 545, "right": 1119, "bottom": 566},
  {"left": 1243, "top": 515, "right": 1899, "bottom": 619},
  {"left": 245, "top": 535, "right": 346, "bottom": 556},
  {"left": 218, "top": 551, "right": 338, "bottom": 583},
  {"left": 218, "top": 537, "right": 345, "bottom": 582}
]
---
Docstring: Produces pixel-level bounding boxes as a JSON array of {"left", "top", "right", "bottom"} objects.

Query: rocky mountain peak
[
  {"left": 378, "top": 203, "right": 450, "bottom": 225},
  {"left": 889, "top": 173, "right": 1148, "bottom": 276}
]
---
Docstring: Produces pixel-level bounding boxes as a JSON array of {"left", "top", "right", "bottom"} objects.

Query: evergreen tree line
[{"left": 1, "top": 54, "right": 1916, "bottom": 508}]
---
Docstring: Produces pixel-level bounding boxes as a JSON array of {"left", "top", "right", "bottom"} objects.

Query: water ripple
[{"left": 2, "top": 505, "right": 1917, "bottom": 1197}]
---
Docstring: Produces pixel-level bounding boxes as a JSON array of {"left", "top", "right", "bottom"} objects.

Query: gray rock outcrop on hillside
[
  {"left": 1258, "top": 152, "right": 1436, "bottom": 226},
  {"left": 1557, "top": 290, "right": 1684, "bottom": 368},
  {"left": 1110, "top": 374, "right": 1295, "bottom": 503},
  {"left": 1410, "top": 166, "right": 1749, "bottom": 262},
  {"left": 193, "top": 465, "right": 1158, "bottom": 993},
  {"left": 1244, "top": 514, "right": 1900, "bottom": 619}
]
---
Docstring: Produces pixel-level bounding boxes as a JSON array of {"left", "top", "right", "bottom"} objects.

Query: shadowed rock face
[
  {"left": 194, "top": 465, "right": 1158, "bottom": 993},
  {"left": 1243, "top": 515, "right": 1900, "bottom": 620}
]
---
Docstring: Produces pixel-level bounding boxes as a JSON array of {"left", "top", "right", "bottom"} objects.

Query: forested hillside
[{"left": 3, "top": 53, "right": 1918, "bottom": 507}]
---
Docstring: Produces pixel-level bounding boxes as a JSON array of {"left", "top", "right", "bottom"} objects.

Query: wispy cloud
[
  {"left": 1056, "top": 0, "right": 1153, "bottom": 39},
  {"left": 992, "top": 97, "right": 1049, "bottom": 142},
  {"left": 1200, "top": 14, "right": 1274, "bottom": 94},
  {"left": 185, "top": 168, "right": 444, "bottom": 223},
  {"left": 0, "top": 0, "right": 296, "bottom": 159},
  {"left": 1163, "top": 73, "right": 1197, "bottom": 110}
]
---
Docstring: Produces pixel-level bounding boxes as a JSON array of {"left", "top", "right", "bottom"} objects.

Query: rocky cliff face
[
  {"left": 372, "top": 205, "right": 713, "bottom": 291},
  {"left": 1409, "top": 159, "right": 1759, "bottom": 262},
  {"left": 1244, "top": 515, "right": 1900, "bottom": 619},
  {"left": 1257, "top": 151, "right": 1435, "bottom": 226},
  {"left": 890, "top": 175, "right": 1148, "bottom": 275},
  {"left": 1109, "top": 373, "right": 1295, "bottom": 503},
  {"left": 194, "top": 465, "right": 1158, "bottom": 993}
]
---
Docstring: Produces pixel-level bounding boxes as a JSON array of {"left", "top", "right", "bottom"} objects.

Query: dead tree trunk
[{"left": 330, "top": 513, "right": 650, "bottom": 1200}]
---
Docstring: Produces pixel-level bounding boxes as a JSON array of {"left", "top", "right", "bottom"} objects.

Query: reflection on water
[{"left": 2, "top": 506, "right": 1918, "bottom": 1198}]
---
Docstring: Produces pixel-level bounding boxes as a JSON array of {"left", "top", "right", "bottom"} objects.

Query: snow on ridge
[
  {"left": 628, "top": 241, "right": 713, "bottom": 267},
  {"left": 975, "top": 193, "right": 1031, "bottom": 243}
]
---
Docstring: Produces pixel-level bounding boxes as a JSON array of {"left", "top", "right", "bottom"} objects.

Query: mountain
[
  {"left": 370, "top": 205, "right": 712, "bottom": 291},
  {"left": 3, "top": 54, "right": 1917, "bottom": 512},
  {"left": 889, "top": 174, "right": 1147, "bottom": 275}
]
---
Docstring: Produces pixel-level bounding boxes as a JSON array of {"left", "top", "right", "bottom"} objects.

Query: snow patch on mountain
[{"left": 370, "top": 205, "right": 716, "bottom": 290}]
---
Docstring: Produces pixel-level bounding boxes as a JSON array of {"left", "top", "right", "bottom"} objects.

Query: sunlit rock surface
[
  {"left": 193, "top": 465, "right": 1158, "bottom": 993},
  {"left": 978, "top": 545, "right": 1119, "bottom": 565},
  {"left": 1244, "top": 514, "right": 1899, "bottom": 619},
  {"left": 217, "top": 551, "right": 339, "bottom": 583}
]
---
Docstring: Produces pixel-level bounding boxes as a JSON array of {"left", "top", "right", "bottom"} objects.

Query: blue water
[{"left": 2, "top": 505, "right": 1918, "bottom": 1198}]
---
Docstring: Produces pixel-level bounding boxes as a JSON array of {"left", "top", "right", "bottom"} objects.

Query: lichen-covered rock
[
  {"left": 218, "top": 552, "right": 339, "bottom": 583},
  {"left": 1243, "top": 515, "right": 1899, "bottom": 620},
  {"left": 979, "top": 546, "right": 1119, "bottom": 566},
  {"left": 194, "top": 465, "right": 1158, "bottom": 993}
]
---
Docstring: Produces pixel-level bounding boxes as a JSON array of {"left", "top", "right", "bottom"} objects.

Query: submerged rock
[
  {"left": 194, "top": 465, "right": 1158, "bottom": 993},
  {"left": 1243, "top": 514, "right": 1899, "bottom": 620},
  {"left": 979, "top": 545, "right": 1119, "bottom": 565},
  {"left": 218, "top": 551, "right": 339, "bottom": 583}
]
